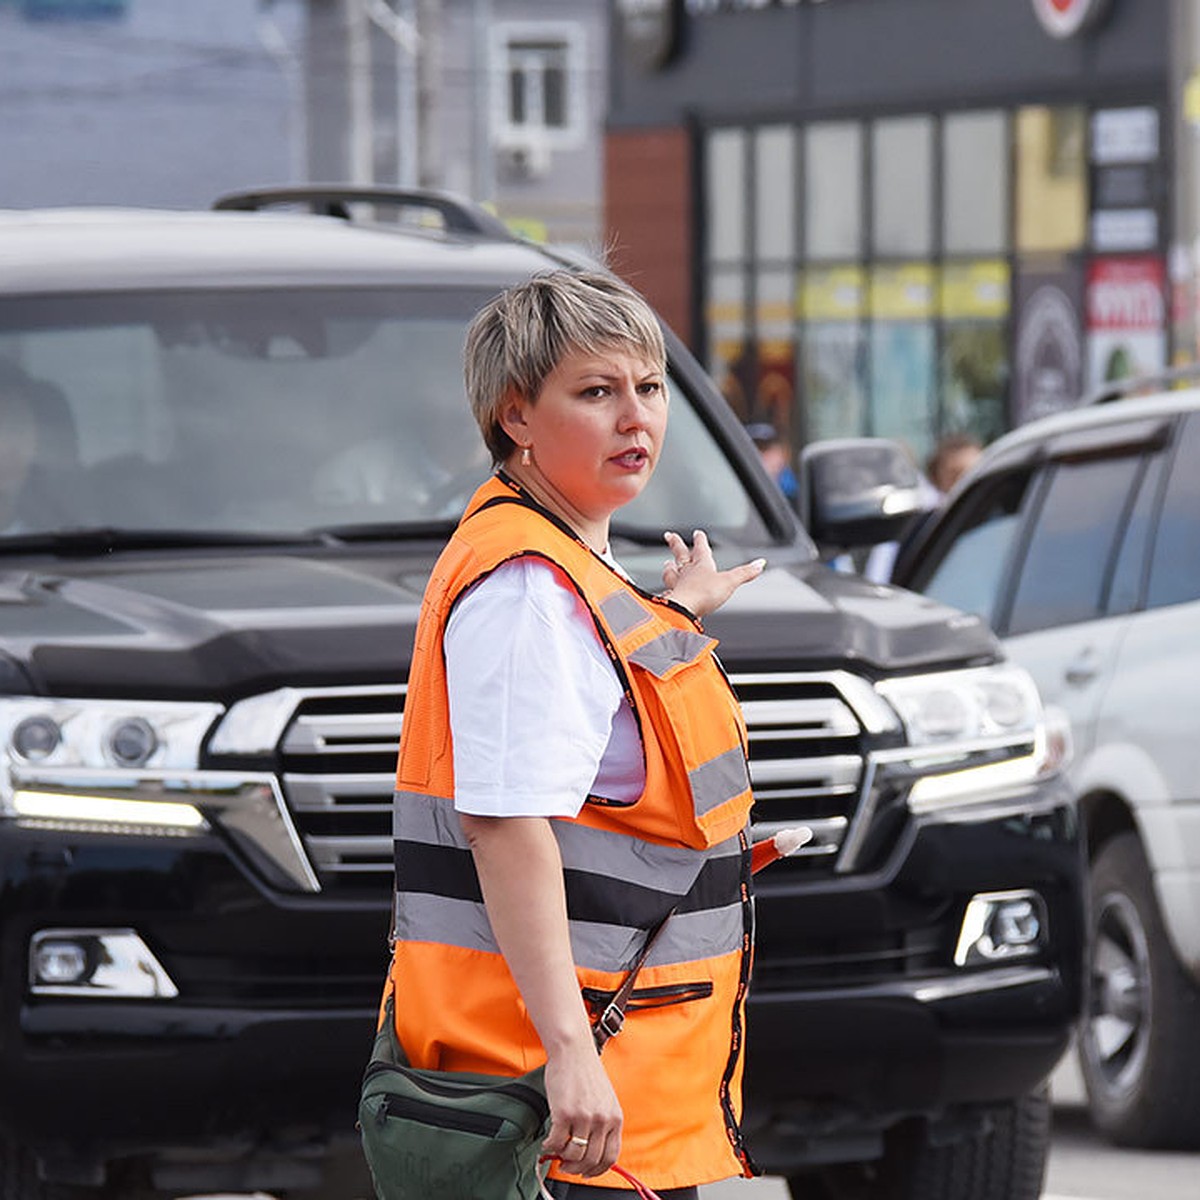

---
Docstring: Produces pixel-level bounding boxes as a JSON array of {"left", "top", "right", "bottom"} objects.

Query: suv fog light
[
  {"left": 954, "top": 890, "right": 1046, "bottom": 967},
  {"left": 32, "top": 939, "right": 89, "bottom": 985},
  {"left": 29, "top": 929, "right": 179, "bottom": 998}
]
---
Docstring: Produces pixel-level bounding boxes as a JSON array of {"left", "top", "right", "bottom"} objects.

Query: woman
[{"left": 385, "top": 270, "right": 765, "bottom": 1197}]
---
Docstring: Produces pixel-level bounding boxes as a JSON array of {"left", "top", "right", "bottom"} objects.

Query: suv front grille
[{"left": 277, "top": 673, "right": 868, "bottom": 894}]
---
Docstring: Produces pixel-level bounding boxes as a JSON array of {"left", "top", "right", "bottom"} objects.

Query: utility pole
[
  {"left": 472, "top": 0, "right": 494, "bottom": 203},
  {"left": 303, "top": 0, "right": 425, "bottom": 188},
  {"left": 346, "top": 0, "right": 374, "bottom": 183},
  {"left": 416, "top": 0, "right": 442, "bottom": 187}
]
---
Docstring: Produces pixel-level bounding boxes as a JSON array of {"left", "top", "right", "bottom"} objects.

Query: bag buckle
[{"left": 596, "top": 1001, "right": 624, "bottom": 1043}]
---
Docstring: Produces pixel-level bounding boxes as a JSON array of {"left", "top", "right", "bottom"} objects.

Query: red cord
[
  {"left": 539, "top": 1157, "right": 663, "bottom": 1199},
  {"left": 611, "top": 1163, "right": 664, "bottom": 1198}
]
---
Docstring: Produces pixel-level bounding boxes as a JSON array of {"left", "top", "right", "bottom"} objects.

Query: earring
[{"left": 520, "top": 445, "right": 532, "bottom": 467}]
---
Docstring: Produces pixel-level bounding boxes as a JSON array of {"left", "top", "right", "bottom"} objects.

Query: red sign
[
  {"left": 1086, "top": 259, "right": 1166, "bottom": 333},
  {"left": 1031, "top": 0, "right": 1113, "bottom": 39}
]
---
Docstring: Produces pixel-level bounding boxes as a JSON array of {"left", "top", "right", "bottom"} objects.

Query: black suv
[{"left": 0, "top": 189, "right": 1082, "bottom": 1200}]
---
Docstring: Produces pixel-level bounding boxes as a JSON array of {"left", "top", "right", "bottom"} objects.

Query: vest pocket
[
  {"left": 377, "top": 1094, "right": 505, "bottom": 1137},
  {"left": 582, "top": 980, "right": 714, "bottom": 1016}
]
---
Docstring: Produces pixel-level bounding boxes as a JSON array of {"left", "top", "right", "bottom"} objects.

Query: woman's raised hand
[{"left": 662, "top": 529, "right": 765, "bottom": 619}]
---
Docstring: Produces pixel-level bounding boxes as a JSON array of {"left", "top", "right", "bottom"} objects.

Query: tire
[
  {"left": 1078, "top": 831, "right": 1200, "bottom": 1147},
  {"left": 785, "top": 1087, "right": 1050, "bottom": 1200}
]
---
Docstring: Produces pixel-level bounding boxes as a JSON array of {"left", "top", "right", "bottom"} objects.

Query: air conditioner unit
[{"left": 496, "top": 133, "right": 552, "bottom": 181}]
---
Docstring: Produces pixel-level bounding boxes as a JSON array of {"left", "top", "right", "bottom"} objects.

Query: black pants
[{"left": 545, "top": 1182, "right": 699, "bottom": 1199}]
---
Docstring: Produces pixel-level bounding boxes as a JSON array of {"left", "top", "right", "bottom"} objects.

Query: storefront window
[
  {"left": 872, "top": 116, "right": 933, "bottom": 258},
  {"left": 944, "top": 111, "right": 1009, "bottom": 255},
  {"left": 753, "top": 267, "right": 795, "bottom": 438},
  {"left": 706, "top": 128, "right": 747, "bottom": 262},
  {"left": 940, "top": 261, "right": 1010, "bottom": 444},
  {"left": 801, "top": 266, "right": 866, "bottom": 442},
  {"left": 869, "top": 264, "right": 936, "bottom": 457},
  {"left": 708, "top": 268, "right": 749, "bottom": 418},
  {"left": 1016, "top": 106, "right": 1088, "bottom": 253},
  {"left": 755, "top": 126, "right": 796, "bottom": 262},
  {"left": 805, "top": 123, "right": 862, "bottom": 261}
]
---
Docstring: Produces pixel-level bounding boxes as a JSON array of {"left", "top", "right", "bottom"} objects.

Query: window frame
[
  {"left": 490, "top": 20, "right": 587, "bottom": 151},
  {"left": 899, "top": 465, "right": 1042, "bottom": 628}
]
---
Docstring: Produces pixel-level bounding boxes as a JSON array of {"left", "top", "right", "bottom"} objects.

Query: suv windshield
[{"left": 0, "top": 287, "right": 771, "bottom": 547}]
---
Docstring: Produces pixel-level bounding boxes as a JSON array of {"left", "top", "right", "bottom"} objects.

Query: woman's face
[{"left": 502, "top": 345, "right": 667, "bottom": 532}]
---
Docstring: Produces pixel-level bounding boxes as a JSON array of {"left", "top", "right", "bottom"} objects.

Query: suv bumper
[
  {"left": 0, "top": 825, "right": 390, "bottom": 1189},
  {"left": 743, "top": 778, "right": 1083, "bottom": 1173}
]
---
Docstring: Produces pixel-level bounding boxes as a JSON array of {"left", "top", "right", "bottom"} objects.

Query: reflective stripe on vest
[{"left": 394, "top": 788, "right": 746, "bottom": 971}]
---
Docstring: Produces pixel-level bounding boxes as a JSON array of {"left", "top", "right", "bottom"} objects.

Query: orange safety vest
[{"left": 385, "top": 474, "right": 756, "bottom": 1190}]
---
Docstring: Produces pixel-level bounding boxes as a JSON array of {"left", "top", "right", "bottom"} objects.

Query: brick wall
[{"left": 604, "top": 127, "right": 695, "bottom": 349}]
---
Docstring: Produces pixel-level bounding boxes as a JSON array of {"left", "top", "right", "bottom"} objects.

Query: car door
[
  {"left": 900, "top": 425, "right": 1167, "bottom": 775},
  {"left": 1102, "top": 414, "right": 1200, "bottom": 817},
  {"left": 997, "top": 449, "right": 1157, "bottom": 770}
]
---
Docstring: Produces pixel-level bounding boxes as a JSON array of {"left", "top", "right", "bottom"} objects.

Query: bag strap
[{"left": 591, "top": 907, "right": 675, "bottom": 1053}]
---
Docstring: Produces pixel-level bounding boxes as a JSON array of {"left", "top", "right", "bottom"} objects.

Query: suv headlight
[
  {"left": 0, "top": 698, "right": 223, "bottom": 831},
  {"left": 876, "top": 665, "right": 1065, "bottom": 812}
]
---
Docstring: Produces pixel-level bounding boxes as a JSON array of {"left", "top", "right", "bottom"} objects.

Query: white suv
[{"left": 891, "top": 382, "right": 1200, "bottom": 1148}]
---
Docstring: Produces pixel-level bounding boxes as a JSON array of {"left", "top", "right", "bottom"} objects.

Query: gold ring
[{"left": 568, "top": 1135, "right": 589, "bottom": 1148}]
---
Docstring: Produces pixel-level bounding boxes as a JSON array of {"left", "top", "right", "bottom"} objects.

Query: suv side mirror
[{"left": 798, "top": 437, "right": 926, "bottom": 552}]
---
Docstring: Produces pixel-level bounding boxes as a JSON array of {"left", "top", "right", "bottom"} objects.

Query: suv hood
[{"left": 0, "top": 548, "right": 998, "bottom": 699}]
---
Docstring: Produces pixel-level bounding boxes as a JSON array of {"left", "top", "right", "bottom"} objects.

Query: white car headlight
[
  {"left": 875, "top": 665, "right": 1065, "bottom": 812},
  {"left": 1, "top": 698, "right": 222, "bottom": 774},
  {"left": 877, "top": 664, "right": 1042, "bottom": 748},
  {"left": 0, "top": 697, "right": 223, "bottom": 827}
]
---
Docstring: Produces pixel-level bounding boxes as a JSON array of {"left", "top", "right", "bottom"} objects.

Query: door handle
[{"left": 1064, "top": 650, "right": 1099, "bottom": 687}]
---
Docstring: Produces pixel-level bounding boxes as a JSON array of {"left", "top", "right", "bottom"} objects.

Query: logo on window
[{"left": 1031, "top": 0, "right": 1113, "bottom": 39}]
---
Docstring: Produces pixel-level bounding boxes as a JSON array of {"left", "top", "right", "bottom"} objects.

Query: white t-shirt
[{"left": 444, "top": 557, "right": 645, "bottom": 817}]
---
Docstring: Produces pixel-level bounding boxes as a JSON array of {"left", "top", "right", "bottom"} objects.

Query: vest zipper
[
  {"left": 376, "top": 1093, "right": 505, "bottom": 1137},
  {"left": 581, "top": 981, "right": 714, "bottom": 1014}
]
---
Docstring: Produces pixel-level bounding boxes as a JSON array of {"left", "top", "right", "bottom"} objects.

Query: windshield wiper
[
  {"left": 607, "top": 522, "right": 670, "bottom": 548},
  {"left": 0, "top": 527, "right": 336, "bottom": 555},
  {"left": 608, "top": 522, "right": 726, "bottom": 549},
  {"left": 306, "top": 519, "right": 459, "bottom": 543}
]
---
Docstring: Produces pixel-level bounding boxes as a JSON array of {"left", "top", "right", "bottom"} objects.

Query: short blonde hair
[{"left": 464, "top": 269, "right": 666, "bottom": 463}]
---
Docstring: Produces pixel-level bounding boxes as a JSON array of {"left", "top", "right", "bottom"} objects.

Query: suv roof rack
[
  {"left": 1085, "top": 362, "right": 1200, "bottom": 405},
  {"left": 212, "top": 185, "right": 513, "bottom": 239}
]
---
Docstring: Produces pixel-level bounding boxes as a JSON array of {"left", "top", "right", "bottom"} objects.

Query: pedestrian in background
[
  {"left": 864, "top": 432, "right": 983, "bottom": 583},
  {"left": 383, "top": 270, "right": 766, "bottom": 1197},
  {"left": 746, "top": 421, "right": 798, "bottom": 503}
]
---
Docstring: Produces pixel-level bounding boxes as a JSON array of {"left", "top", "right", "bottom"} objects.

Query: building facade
[
  {"left": 0, "top": 0, "right": 607, "bottom": 249},
  {"left": 606, "top": 0, "right": 1195, "bottom": 466}
]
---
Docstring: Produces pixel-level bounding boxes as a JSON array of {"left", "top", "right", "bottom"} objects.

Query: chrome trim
[
  {"left": 739, "top": 697, "right": 860, "bottom": 738},
  {"left": 871, "top": 734, "right": 1038, "bottom": 770},
  {"left": 10, "top": 766, "right": 319, "bottom": 893},
  {"left": 954, "top": 889, "right": 1046, "bottom": 967},
  {"left": 209, "top": 684, "right": 405, "bottom": 756},
  {"left": 730, "top": 670, "right": 900, "bottom": 735},
  {"left": 748, "top": 754, "right": 861, "bottom": 789},
  {"left": 751, "top": 964, "right": 1055, "bottom": 1006},
  {"left": 29, "top": 928, "right": 179, "bottom": 998},
  {"left": 283, "top": 711, "right": 402, "bottom": 755},
  {"left": 834, "top": 755, "right": 879, "bottom": 873}
]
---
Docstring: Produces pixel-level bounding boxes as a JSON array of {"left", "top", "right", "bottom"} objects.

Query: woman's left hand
[{"left": 661, "top": 529, "right": 765, "bottom": 619}]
